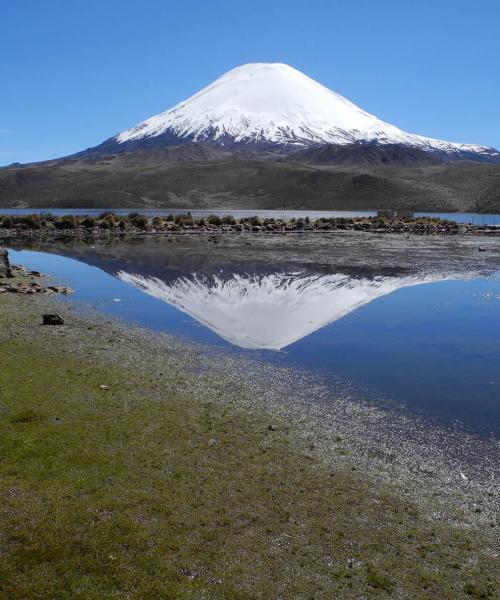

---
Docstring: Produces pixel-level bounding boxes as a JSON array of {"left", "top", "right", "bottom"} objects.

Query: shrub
[
  {"left": 175, "top": 214, "right": 194, "bottom": 226},
  {"left": 248, "top": 215, "right": 261, "bottom": 227},
  {"left": 18, "top": 214, "right": 40, "bottom": 229},
  {"left": 222, "top": 215, "right": 236, "bottom": 225},
  {"left": 54, "top": 216, "right": 77, "bottom": 229},
  {"left": 366, "top": 567, "right": 394, "bottom": 592},
  {"left": 99, "top": 211, "right": 115, "bottom": 220},
  {"left": 81, "top": 216, "right": 96, "bottom": 228},
  {"left": 207, "top": 215, "right": 222, "bottom": 226},
  {"left": 130, "top": 215, "right": 148, "bottom": 229}
]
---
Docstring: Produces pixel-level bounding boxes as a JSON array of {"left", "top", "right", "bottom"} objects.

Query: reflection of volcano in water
[{"left": 118, "top": 270, "right": 450, "bottom": 350}]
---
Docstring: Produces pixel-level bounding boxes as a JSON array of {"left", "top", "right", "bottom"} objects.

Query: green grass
[{"left": 0, "top": 297, "right": 498, "bottom": 598}]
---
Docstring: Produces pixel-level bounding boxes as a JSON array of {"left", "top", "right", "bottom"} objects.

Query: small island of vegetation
[{"left": 1, "top": 211, "right": 498, "bottom": 241}]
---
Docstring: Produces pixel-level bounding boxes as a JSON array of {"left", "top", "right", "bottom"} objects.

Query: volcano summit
[{"left": 91, "top": 62, "right": 498, "bottom": 161}]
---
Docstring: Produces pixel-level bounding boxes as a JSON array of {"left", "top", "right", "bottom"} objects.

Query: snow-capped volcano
[
  {"left": 108, "top": 63, "right": 496, "bottom": 159},
  {"left": 117, "top": 270, "right": 453, "bottom": 350}
]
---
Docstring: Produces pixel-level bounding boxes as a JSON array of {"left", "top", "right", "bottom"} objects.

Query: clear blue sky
[{"left": 1, "top": 0, "right": 499, "bottom": 164}]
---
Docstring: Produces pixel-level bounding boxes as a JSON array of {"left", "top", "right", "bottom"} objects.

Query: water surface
[{"left": 7, "top": 235, "right": 500, "bottom": 437}]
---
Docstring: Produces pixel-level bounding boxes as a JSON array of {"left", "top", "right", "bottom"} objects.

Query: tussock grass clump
[
  {"left": 245, "top": 215, "right": 261, "bottom": 226},
  {"left": 207, "top": 214, "right": 222, "bottom": 225},
  {"left": 174, "top": 213, "right": 194, "bottom": 226},
  {"left": 129, "top": 214, "right": 148, "bottom": 229},
  {"left": 53, "top": 215, "right": 77, "bottom": 229},
  {"left": 9, "top": 408, "right": 40, "bottom": 424},
  {"left": 1, "top": 214, "right": 41, "bottom": 229},
  {"left": 81, "top": 216, "right": 96, "bottom": 228}
]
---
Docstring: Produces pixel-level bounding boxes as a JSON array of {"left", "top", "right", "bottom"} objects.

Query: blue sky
[{"left": 1, "top": 0, "right": 499, "bottom": 164}]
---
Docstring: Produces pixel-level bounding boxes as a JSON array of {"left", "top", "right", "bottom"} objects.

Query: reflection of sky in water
[{"left": 8, "top": 248, "right": 500, "bottom": 437}]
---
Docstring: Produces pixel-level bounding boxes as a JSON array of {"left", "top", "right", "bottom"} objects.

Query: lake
[{"left": 7, "top": 232, "right": 500, "bottom": 438}]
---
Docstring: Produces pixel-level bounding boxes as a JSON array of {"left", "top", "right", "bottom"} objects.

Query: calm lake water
[
  {"left": 7, "top": 237, "right": 500, "bottom": 438},
  {"left": 2, "top": 207, "right": 500, "bottom": 225}
]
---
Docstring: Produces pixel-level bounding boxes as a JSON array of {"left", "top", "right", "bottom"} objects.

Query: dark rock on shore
[
  {"left": 0, "top": 247, "right": 13, "bottom": 278},
  {"left": 0, "top": 281, "right": 73, "bottom": 295},
  {"left": 0, "top": 251, "right": 73, "bottom": 295},
  {"left": 42, "top": 314, "right": 64, "bottom": 326}
]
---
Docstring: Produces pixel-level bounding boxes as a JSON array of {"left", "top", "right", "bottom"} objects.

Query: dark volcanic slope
[
  {"left": 289, "top": 143, "right": 442, "bottom": 166},
  {"left": 1, "top": 146, "right": 500, "bottom": 212}
]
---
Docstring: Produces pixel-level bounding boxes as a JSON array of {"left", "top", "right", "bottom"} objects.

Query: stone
[
  {"left": 9, "top": 284, "right": 32, "bottom": 294},
  {"left": 0, "top": 248, "right": 13, "bottom": 278},
  {"left": 42, "top": 314, "right": 64, "bottom": 326},
  {"left": 47, "top": 286, "right": 73, "bottom": 294}
]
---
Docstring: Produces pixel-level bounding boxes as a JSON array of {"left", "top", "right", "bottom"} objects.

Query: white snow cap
[{"left": 116, "top": 62, "right": 491, "bottom": 154}]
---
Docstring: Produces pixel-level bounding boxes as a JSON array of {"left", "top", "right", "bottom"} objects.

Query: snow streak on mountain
[{"left": 113, "top": 63, "right": 496, "bottom": 158}]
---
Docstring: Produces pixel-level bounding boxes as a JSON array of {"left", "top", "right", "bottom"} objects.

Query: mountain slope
[
  {"left": 2, "top": 150, "right": 500, "bottom": 212},
  {"left": 84, "top": 63, "right": 498, "bottom": 162},
  {"left": 287, "top": 143, "right": 442, "bottom": 166}
]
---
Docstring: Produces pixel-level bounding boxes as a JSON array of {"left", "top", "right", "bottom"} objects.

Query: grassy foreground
[{"left": 0, "top": 294, "right": 498, "bottom": 599}]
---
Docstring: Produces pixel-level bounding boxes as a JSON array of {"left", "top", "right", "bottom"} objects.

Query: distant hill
[{"left": 1, "top": 147, "right": 500, "bottom": 213}]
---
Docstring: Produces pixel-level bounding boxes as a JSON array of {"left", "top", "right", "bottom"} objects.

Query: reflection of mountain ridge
[
  {"left": 118, "top": 270, "right": 449, "bottom": 350},
  {"left": 8, "top": 238, "right": 423, "bottom": 280}
]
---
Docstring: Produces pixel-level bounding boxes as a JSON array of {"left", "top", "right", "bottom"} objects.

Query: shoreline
[
  {"left": 1, "top": 265, "right": 498, "bottom": 518},
  {"left": 2, "top": 212, "right": 500, "bottom": 241},
  {"left": 1, "top": 258, "right": 498, "bottom": 597}
]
